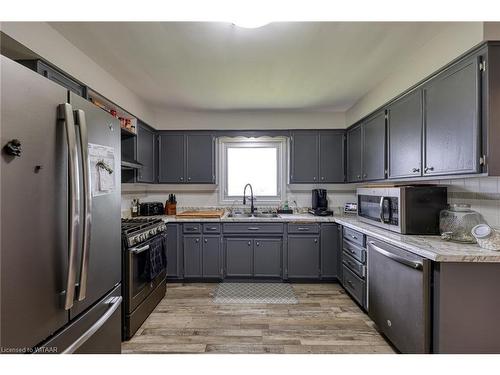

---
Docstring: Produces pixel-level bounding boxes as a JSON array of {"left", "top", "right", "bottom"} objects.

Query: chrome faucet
[{"left": 243, "top": 183, "right": 256, "bottom": 214}]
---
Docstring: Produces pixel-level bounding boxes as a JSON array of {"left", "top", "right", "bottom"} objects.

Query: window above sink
[{"left": 218, "top": 136, "right": 287, "bottom": 205}]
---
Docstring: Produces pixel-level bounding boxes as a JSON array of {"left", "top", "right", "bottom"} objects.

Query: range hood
[{"left": 121, "top": 160, "right": 143, "bottom": 169}]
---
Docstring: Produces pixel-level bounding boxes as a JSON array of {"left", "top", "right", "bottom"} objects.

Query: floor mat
[{"left": 213, "top": 282, "right": 298, "bottom": 304}]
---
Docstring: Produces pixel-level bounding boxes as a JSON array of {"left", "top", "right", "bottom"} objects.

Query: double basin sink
[{"left": 227, "top": 212, "right": 279, "bottom": 218}]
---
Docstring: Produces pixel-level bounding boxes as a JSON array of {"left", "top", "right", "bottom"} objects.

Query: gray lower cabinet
[
  {"left": 253, "top": 238, "right": 282, "bottom": 278},
  {"left": 225, "top": 238, "right": 253, "bottom": 277},
  {"left": 347, "top": 125, "right": 362, "bottom": 182},
  {"left": 362, "top": 111, "right": 386, "bottom": 181},
  {"left": 320, "top": 224, "right": 340, "bottom": 279},
  {"left": 387, "top": 90, "right": 423, "bottom": 179},
  {"left": 202, "top": 236, "right": 221, "bottom": 278},
  {"left": 136, "top": 121, "right": 156, "bottom": 183},
  {"left": 287, "top": 235, "right": 320, "bottom": 278},
  {"left": 166, "top": 224, "right": 182, "bottom": 279},
  {"left": 183, "top": 235, "right": 202, "bottom": 278},
  {"left": 423, "top": 56, "right": 481, "bottom": 176}
]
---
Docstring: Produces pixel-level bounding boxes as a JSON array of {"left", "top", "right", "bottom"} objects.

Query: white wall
[
  {"left": 346, "top": 22, "right": 485, "bottom": 125},
  {"left": 153, "top": 107, "right": 345, "bottom": 130},
  {"left": 0, "top": 22, "right": 156, "bottom": 125}
]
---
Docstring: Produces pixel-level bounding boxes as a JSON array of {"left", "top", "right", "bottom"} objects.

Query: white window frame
[{"left": 218, "top": 136, "right": 287, "bottom": 205}]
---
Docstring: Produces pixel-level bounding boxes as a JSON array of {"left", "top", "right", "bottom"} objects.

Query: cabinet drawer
[
  {"left": 343, "top": 227, "right": 365, "bottom": 247},
  {"left": 343, "top": 239, "right": 366, "bottom": 263},
  {"left": 342, "top": 251, "right": 366, "bottom": 278},
  {"left": 183, "top": 223, "right": 201, "bottom": 234},
  {"left": 342, "top": 265, "right": 365, "bottom": 306},
  {"left": 223, "top": 223, "right": 284, "bottom": 234},
  {"left": 288, "top": 223, "right": 319, "bottom": 234},
  {"left": 203, "top": 223, "right": 221, "bottom": 234}
]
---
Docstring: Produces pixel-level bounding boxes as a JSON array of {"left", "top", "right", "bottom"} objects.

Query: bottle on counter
[{"left": 131, "top": 198, "right": 139, "bottom": 217}]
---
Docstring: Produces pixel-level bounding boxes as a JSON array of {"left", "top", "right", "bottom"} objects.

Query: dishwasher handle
[{"left": 368, "top": 241, "right": 423, "bottom": 270}]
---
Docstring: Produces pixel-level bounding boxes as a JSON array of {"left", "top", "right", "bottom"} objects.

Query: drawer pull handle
[
  {"left": 346, "top": 280, "right": 354, "bottom": 287},
  {"left": 248, "top": 227, "right": 260, "bottom": 231},
  {"left": 186, "top": 227, "right": 198, "bottom": 231},
  {"left": 248, "top": 241, "right": 251, "bottom": 246},
  {"left": 204, "top": 239, "right": 208, "bottom": 243},
  {"left": 207, "top": 227, "right": 218, "bottom": 231},
  {"left": 297, "top": 227, "right": 310, "bottom": 231}
]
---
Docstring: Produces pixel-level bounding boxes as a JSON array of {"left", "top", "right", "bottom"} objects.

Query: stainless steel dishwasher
[{"left": 367, "top": 237, "right": 431, "bottom": 353}]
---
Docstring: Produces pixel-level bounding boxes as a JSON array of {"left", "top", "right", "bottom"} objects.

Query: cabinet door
[
  {"left": 202, "top": 236, "right": 221, "bottom": 278},
  {"left": 387, "top": 91, "right": 423, "bottom": 179},
  {"left": 254, "top": 238, "right": 282, "bottom": 278},
  {"left": 186, "top": 134, "right": 215, "bottom": 183},
  {"left": 347, "top": 125, "right": 362, "bottom": 182},
  {"left": 287, "top": 236, "right": 320, "bottom": 278},
  {"left": 166, "top": 224, "right": 181, "bottom": 279},
  {"left": 136, "top": 121, "right": 156, "bottom": 183},
  {"left": 183, "top": 235, "right": 202, "bottom": 278},
  {"left": 158, "top": 134, "right": 185, "bottom": 183},
  {"left": 225, "top": 238, "right": 253, "bottom": 277},
  {"left": 423, "top": 57, "right": 480, "bottom": 176},
  {"left": 319, "top": 131, "right": 345, "bottom": 183},
  {"left": 362, "top": 111, "right": 386, "bottom": 181},
  {"left": 320, "top": 224, "right": 340, "bottom": 279},
  {"left": 290, "top": 131, "right": 319, "bottom": 183}
]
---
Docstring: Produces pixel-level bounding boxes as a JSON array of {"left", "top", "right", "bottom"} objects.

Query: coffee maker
[{"left": 309, "top": 189, "right": 333, "bottom": 216}]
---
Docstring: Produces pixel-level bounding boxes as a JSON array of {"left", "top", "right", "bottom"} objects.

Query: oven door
[
  {"left": 357, "top": 187, "right": 401, "bottom": 232},
  {"left": 124, "top": 234, "right": 167, "bottom": 314}
]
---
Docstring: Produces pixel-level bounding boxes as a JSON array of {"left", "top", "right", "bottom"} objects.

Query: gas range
[{"left": 121, "top": 218, "right": 166, "bottom": 247}]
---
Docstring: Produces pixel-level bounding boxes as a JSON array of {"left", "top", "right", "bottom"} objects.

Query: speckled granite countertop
[{"left": 146, "top": 212, "right": 500, "bottom": 262}]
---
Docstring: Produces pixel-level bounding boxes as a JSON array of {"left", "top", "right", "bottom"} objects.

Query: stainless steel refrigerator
[{"left": 0, "top": 56, "right": 122, "bottom": 353}]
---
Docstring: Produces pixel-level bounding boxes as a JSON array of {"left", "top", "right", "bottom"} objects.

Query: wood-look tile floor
[{"left": 121, "top": 283, "right": 396, "bottom": 354}]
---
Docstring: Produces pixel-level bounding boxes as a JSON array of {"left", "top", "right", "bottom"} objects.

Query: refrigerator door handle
[
  {"left": 62, "top": 296, "right": 122, "bottom": 354},
  {"left": 58, "top": 103, "right": 81, "bottom": 310},
  {"left": 75, "top": 109, "right": 92, "bottom": 302}
]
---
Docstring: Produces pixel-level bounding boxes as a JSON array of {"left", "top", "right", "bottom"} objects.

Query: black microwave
[{"left": 356, "top": 186, "right": 447, "bottom": 234}]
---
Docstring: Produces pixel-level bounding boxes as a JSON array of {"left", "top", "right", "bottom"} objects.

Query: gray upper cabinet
[
  {"left": 362, "top": 111, "right": 386, "bottom": 181},
  {"left": 186, "top": 134, "right": 215, "bottom": 183},
  {"left": 319, "top": 131, "right": 345, "bottom": 183},
  {"left": 158, "top": 132, "right": 215, "bottom": 184},
  {"left": 347, "top": 125, "right": 362, "bottom": 182},
  {"left": 320, "top": 224, "right": 340, "bottom": 279},
  {"left": 423, "top": 57, "right": 481, "bottom": 176},
  {"left": 387, "top": 90, "right": 423, "bottom": 179},
  {"left": 290, "top": 131, "right": 319, "bottom": 183},
  {"left": 136, "top": 121, "right": 156, "bottom": 183},
  {"left": 158, "top": 133, "right": 185, "bottom": 183},
  {"left": 290, "top": 130, "right": 345, "bottom": 183},
  {"left": 287, "top": 235, "right": 320, "bottom": 278},
  {"left": 253, "top": 239, "right": 282, "bottom": 278}
]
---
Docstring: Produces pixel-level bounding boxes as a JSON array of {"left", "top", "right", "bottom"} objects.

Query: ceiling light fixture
[{"left": 232, "top": 21, "right": 271, "bottom": 29}]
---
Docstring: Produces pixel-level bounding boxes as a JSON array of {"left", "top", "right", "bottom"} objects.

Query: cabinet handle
[
  {"left": 204, "top": 239, "right": 207, "bottom": 243},
  {"left": 314, "top": 239, "right": 318, "bottom": 243},
  {"left": 313, "top": 176, "right": 317, "bottom": 181},
  {"left": 248, "top": 241, "right": 251, "bottom": 246},
  {"left": 412, "top": 167, "right": 420, "bottom": 173},
  {"left": 357, "top": 175, "right": 361, "bottom": 179},
  {"left": 297, "top": 227, "right": 310, "bottom": 231},
  {"left": 247, "top": 227, "right": 260, "bottom": 231},
  {"left": 180, "top": 177, "right": 184, "bottom": 181},
  {"left": 195, "top": 238, "right": 199, "bottom": 243},
  {"left": 188, "top": 177, "right": 191, "bottom": 181},
  {"left": 424, "top": 166, "right": 434, "bottom": 173},
  {"left": 256, "top": 242, "right": 260, "bottom": 247},
  {"left": 207, "top": 227, "right": 217, "bottom": 231},
  {"left": 321, "top": 177, "right": 324, "bottom": 181},
  {"left": 363, "top": 174, "right": 367, "bottom": 178}
]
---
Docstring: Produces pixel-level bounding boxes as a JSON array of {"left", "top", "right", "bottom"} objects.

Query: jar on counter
[{"left": 439, "top": 204, "right": 486, "bottom": 243}]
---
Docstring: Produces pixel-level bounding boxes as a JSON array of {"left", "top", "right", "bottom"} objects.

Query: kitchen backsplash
[{"left": 121, "top": 176, "right": 500, "bottom": 228}]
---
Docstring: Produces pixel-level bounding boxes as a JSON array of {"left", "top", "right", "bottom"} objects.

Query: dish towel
[{"left": 143, "top": 234, "right": 167, "bottom": 281}]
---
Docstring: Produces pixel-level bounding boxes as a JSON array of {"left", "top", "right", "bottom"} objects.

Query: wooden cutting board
[{"left": 176, "top": 210, "right": 225, "bottom": 218}]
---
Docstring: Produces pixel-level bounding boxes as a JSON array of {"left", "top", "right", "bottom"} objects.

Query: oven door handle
[
  {"left": 130, "top": 244, "right": 150, "bottom": 254},
  {"left": 379, "top": 196, "right": 385, "bottom": 223},
  {"left": 369, "top": 241, "right": 423, "bottom": 270}
]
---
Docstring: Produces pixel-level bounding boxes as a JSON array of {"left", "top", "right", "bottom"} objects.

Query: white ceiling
[{"left": 49, "top": 22, "right": 448, "bottom": 112}]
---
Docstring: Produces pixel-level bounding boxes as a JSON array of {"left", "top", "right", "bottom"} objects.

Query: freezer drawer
[
  {"left": 38, "top": 284, "right": 122, "bottom": 354},
  {"left": 367, "top": 238, "right": 431, "bottom": 353}
]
